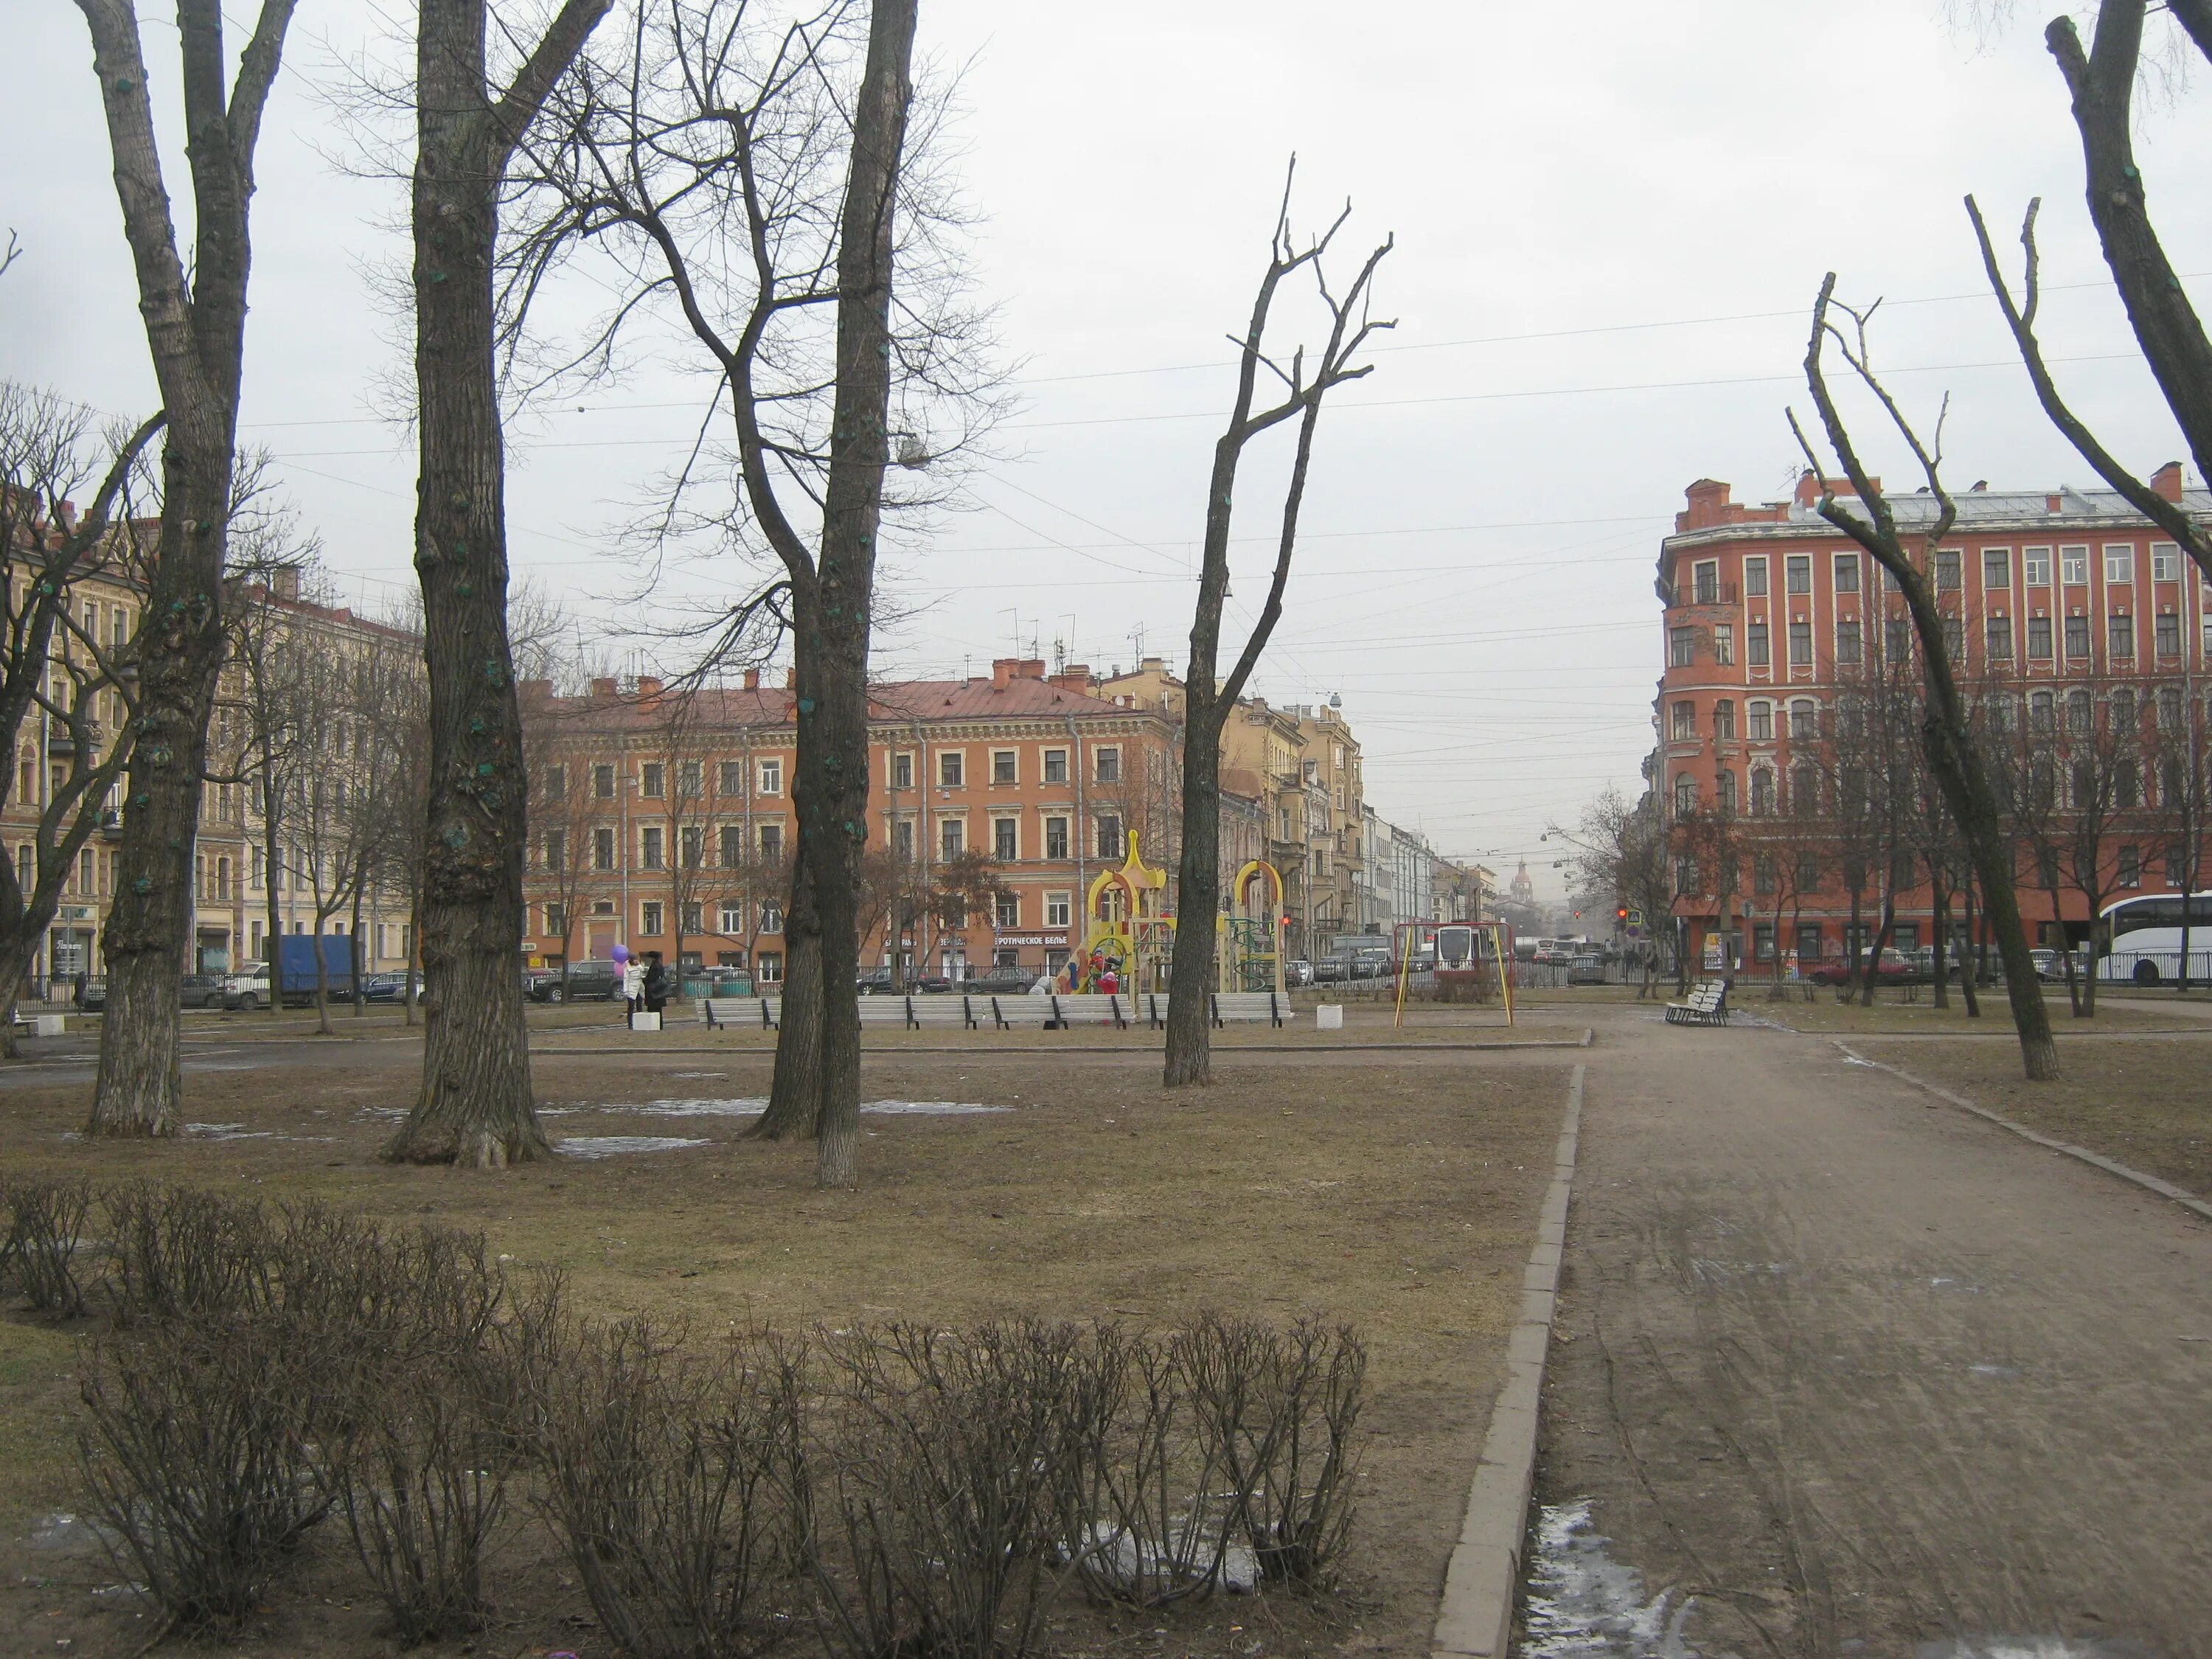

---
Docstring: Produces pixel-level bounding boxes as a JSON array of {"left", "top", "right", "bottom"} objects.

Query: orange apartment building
[
  {"left": 1655, "top": 464, "right": 2212, "bottom": 972},
  {"left": 518, "top": 658, "right": 1183, "bottom": 984}
]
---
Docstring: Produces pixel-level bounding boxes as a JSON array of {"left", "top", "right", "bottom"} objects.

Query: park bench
[
  {"left": 1047, "top": 992, "right": 1131, "bottom": 1030},
  {"left": 1663, "top": 979, "right": 1731, "bottom": 1026},
  {"left": 1209, "top": 990, "right": 1292, "bottom": 1028},
  {"left": 982, "top": 994, "right": 1055, "bottom": 1030},
  {"left": 701, "top": 995, "right": 781, "bottom": 1029}
]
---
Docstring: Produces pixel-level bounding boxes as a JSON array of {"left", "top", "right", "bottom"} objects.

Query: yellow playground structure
[{"left": 1073, "top": 830, "right": 1287, "bottom": 995}]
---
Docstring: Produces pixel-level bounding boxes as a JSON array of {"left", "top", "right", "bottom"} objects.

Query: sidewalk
[{"left": 1532, "top": 1005, "right": 2212, "bottom": 1655}]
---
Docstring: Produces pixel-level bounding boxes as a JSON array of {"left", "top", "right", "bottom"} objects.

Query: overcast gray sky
[{"left": 5, "top": 1, "right": 2208, "bottom": 895}]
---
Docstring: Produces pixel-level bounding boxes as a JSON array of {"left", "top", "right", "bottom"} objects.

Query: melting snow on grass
[
  {"left": 1523, "top": 1500, "right": 1700, "bottom": 1658},
  {"left": 557, "top": 1135, "right": 713, "bottom": 1160},
  {"left": 610, "top": 1097, "right": 1011, "bottom": 1119}
]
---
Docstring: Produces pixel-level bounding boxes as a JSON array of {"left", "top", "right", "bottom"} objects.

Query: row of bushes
[{"left": 1, "top": 1176, "right": 1366, "bottom": 1655}]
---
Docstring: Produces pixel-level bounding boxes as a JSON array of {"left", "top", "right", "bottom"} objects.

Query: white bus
[{"left": 2095, "top": 892, "right": 2212, "bottom": 987}]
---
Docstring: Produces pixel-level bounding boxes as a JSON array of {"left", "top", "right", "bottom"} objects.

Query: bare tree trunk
[
  {"left": 76, "top": 0, "right": 299, "bottom": 1137},
  {"left": 349, "top": 881, "right": 366, "bottom": 1017},
  {"left": 1958, "top": 874, "right": 1981, "bottom": 1018},
  {"left": 383, "top": 0, "right": 608, "bottom": 1167},
  {"left": 1861, "top": 896, "right": 1894, "bottom": 1007},
  {"left": 1930, "top": 883, "right": 1951, "bottom": 1009},
  {"left": 756, "top": 799, "right": 823, "bottom": 1142}
]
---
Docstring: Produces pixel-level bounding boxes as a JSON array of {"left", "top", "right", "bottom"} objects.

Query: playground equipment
[
  {"left": 1074, "top": 833, "right": 1289, "bottom": 997},
  {"left": 1393, "top": 919, "right": 1515, "bottom": 1023}
]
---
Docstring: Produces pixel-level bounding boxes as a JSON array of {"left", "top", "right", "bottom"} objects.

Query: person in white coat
[{"left": 622, "top": 954, "right": 646, "bottom": 1021}]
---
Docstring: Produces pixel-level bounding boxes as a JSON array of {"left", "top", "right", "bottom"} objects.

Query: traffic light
[{"left": 1617, "top": 907, "right": 1628, "bottom": 921}]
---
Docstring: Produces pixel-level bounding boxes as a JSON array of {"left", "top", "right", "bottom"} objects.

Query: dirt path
[{"left": 1531, "top": 1004, "right": 2212, "bottom": 1657}]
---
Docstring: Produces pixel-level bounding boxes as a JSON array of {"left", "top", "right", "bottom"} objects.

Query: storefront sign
[{"left": 992, "top": 933, "right": 1068, "bottom": 947}]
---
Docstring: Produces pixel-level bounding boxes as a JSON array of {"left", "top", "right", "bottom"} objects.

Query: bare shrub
[
  {"left": 1, "top": 1175, "right": 97, "bottom": 1317},
  {"left": 1058, "top": 1325, "right": 1234, "bottom": 1607},
  {"left": 539, "top": 1318, "right": 806, "bottom": 1659},
  {"left": 813, "top": 1320, "right": 1095, "bottom": 1659},
  {"left": 1179, "top": 1315, "right": 1366, "bottom": 1587},
  {"left": 77, "top": 1315, "right": 329, "bottom": 1630},
  {"left": 100, "top": 1181, "right": 276, "bottom": 1324},
  {"left": 334, "top": 1366, "right": 505, "bottom": 1645}
]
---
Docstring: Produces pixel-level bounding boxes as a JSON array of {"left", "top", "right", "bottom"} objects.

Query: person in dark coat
[{"left": 641, "top": 951, "right": 669, "bottom": 1015}]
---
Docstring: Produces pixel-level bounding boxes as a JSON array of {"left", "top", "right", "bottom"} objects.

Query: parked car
[
  {"left": 909, "top": 974, "right": 955, "bottom": 995},
  {"left": 1807, "top": 948, "right": 1915, "bottom": 987},
  {"left": 697, "top": 969, "right": 754, "bottom": 998},
  {"left": 527, "top": 960, "right": 624, "bottom": 1002},
  {"left": 2031, "top": 947, "right": 2074, "bottom": 983},
  {"left": 221, "top": 969, "right": 270, "bottom": 1011},
  {"left": 967, "top": 965, "right": 1038, "bottom": 996},
  {"left": 1566, "top": 953, "right": 1607, "bottom": 986},
  {"left": 1311, "top": 956, "right": 1348, "bottom": 984},
  {"left": 856, "top": 967, "right": 897, "bottom": 995},
  {"left": 74, "top": 976, "right": 108, "bottom": 1012},
  {"left": 179, "top": 973, "right": 226, "bottom": 1009},
  {"left": 1284, "top": 959, "right": 1313, "bottom": 987},
  {"left": 361, "top": 972, "right": 420, "bottom": 1004}
]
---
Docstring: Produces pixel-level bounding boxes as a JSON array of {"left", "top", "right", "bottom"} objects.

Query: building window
[
  {"left": 2157, "top": 613, "right": 2182, "bottom": 656},
  {"left": 1673, "top": 774, "right": 1697, "bottom": 815},
  {"left": 593, "top": 827, "right": 616, "bottom": 870},
  {"left": 593, "top": 764, "right": 616, "bottom": 799},
  {"left": 1885, "top": 618, "right": 1913, "bottom": 661},
  {"left": 640, "top": 826, "right": 665, "bottom": 869},
  {"left": 1669, "top": 627, "right": 1696, "bottom": 667},
  {"left": 1745, "top": 557, "right": 1768, "bottom": 597},
  {"left": 544, "top": 829, "right": 566, "bottom": 872},
  {"left": 1788, "top": 620, "right": 1812, "bottom": 665},
  {"left": 941, "top": 818, "right": 964, "bottom": 860},
  {"left": 755, "top": 950, "right": 783, "bottom": 983},
  {"left": 1985, "top": 616, "right": 2012, "bottom": 660},
  {"left": 1043, "top": 748, "right": 1068, "bottom": 785},
  {"left": 757, "top": 759, "right": 782, "bottom": 796},
  {"left": 2152, "top": 543, "right": 2181, "bottom": 581},
  {"left": 939, "top": 751, "right": 964, "bottom": 788},
  {"left": 2067, "top": 689, "right": 2093, "bottom": 735},
  {"left": 1834, "top": 552, "right": 1860, "bottom": 593},
  {"left": 1045, "top": 816, "right": 1069, "bottom": 860},
  {"left": 1835, "top": 619, "right": 1861, "bottom": 665},
  {"left": 2158, "top": 685, "right": 2184, "bottom": 731},
  {"left": 2107, "top": 613, "right": 2135, "bottom": 658},
  {"left": 992, "top": 818, "right": 1018, "bottom": 860},
  {"left": 1750, "top": 769, "right": 1775, "bottom": 815},
  {"left": 640, "top": 762, "right": 664, "bottom": 799},
  {"left": 545, "top": 902, "right": 567, "bottom": 936},
  {"left": 681, "top": 900, "right": 703, "bottom": 934},
  {"left": 1788, "top": 699, "right": 1817, "bottom": 740},
  {"left": 992, "top": 750, "right": 1017, "bottom": 785},
  {"left": 892, "top": 818, "right": 915, "bottom": 860},
  {"left": 543, "top": 763, "right": 566, "bottom": 802},
  {"left": 720, "top": 760, "right": 745, "bottom": 795},
  {"left": 758, "top": 823, "right": 783, "bottom": 862},
  {"left": 2028, "top": 616, "right": 2053, "bottom": 660},
  {"left": 641, "top": 900, "right": 664, "bottom": 936},
  {"left": 1748, "top": 700, "right": 1773, "bottom": 742},
  {"left": 720, "top": 901, "right": 744, "bottom": 934},
  {"left": 1671, "top": 701, "right": 1696, "bottom": 741},
  {"left": 2023, "top": 546, "right": 2052, "bottom": 586},
  {"left": 1714, "top": 625, "right": 1733, "bottom": 665},
  {"left": 994, "top": 891, "right": 1019, "bottom": 929},
  {"left": 1716, "top": 769, "right": 1737, "bottom": 815},
  {"left": 1747, "top": 622, "right": 1769, "bottom": 667},
  {"left": 681, "top": 825, "right": 703, "bottom": 868},
  {"left": 1692, "top": 560, "right": 1720, "bottom": 602},
  {"left": 2064, "top": 615, "right": 2090, "bottom": 658},
  {"left": 1754, "top": 855, "right": 1777, "bottom": 896},
  {"left": 718, "top": 824, "right": 743, "bottom": 866},
  {"left": 1046, "top": 891, "right": 1071, "bottom": 928},
  {"left": 1934, "top": 549, "right": 1961, "bottom": 591},
  {"left": 1096, "top": 813, "right": 1122, "bottom": 859},
  {"left": 759, "top": 902, "right": 784, "bottom": 934},
  {"left": 2118, "top": 845, "right": 2141, "bottom": 889},
  {"left": 1792, "top": 764, "right": 1819, "bottom": 815},
  {"left": 678, "top": 759, "right": 702, "bottom": 797},
  {"left": 893, "top": 752, "right": 914, "bottom": 790},
  {"left": 2104, "top": 544, "right": 2135, "bottom": 584},
  {"left": 1786, "top": 555, "right": 1811, "bottom": 595},
  {"left": 1095, "top": 747, "right": 1121, "bottom": 784},
  {"left": 1674, "top": 856, "right": 1698, "bottom": 896},
  {"left": 1942, "top": 616, "right": 1964, "bottom": 660},
  {"left": 2028, "top": 690, "right": 2055, "bottom": 732},
  {"left": 1713, "top": 699, "right": 1736, "bottom": 740},
  {"left": 2061, "top": 545, "right": 2089, "bottom": 585}
]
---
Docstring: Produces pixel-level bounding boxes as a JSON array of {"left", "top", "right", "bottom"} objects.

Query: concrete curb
[
  {"left": 532, "top": 1032, "right": 1596, "bottom": 1058},
  {"left": 1835, "top": 1040, "right": 2212, "bottom": 1225},
  {"left": 1431, "top": 1062, "right": 1584, "bottom": 1659}
]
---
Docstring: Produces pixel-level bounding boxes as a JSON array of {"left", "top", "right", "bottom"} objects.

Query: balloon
[{"left": 611, "top": 944, "right": 631, "bottom": 964}]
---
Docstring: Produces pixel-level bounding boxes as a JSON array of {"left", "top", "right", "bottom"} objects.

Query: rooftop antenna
[{"left": 1130, "top": 622, "right": 1146, "bottom": 661}]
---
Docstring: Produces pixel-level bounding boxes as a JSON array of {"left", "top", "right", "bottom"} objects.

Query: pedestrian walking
[{"left": 642, "top": 951, "right": 669, "bottom": 1016}]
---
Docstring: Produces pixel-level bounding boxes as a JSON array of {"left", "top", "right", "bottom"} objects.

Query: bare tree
[
  {"left": 2149, "top": 681, "right": 2212, "bottom": 990},
  {"left": 72, "top": 0, "right": 300, "bottom": 1134},
  {"left": 1163, "top": 173, "right": 1392, "bottom": 1088},
  {"left": 383, "top": 0, "right": 613, "bottom": 1167},
  {"left": 1790, "top": 282, "right": 2059, "bottom": 1078},
  {"left": 1552, "top": 785, "right": 1674, "bottom": 999},
  {"left": 0, "top": 385, "right": 161, "bottom": 1056}
]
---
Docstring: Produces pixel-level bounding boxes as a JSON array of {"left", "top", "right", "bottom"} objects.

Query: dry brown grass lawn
[
  {"left": 1740, "top": 987, "right": 2197, "bottom": 1036},
  {"left": 0, "top": 1048, "right": 1565, "bottom": 1659},
  {"left": 1857, "top": 1034, "right": 2212, "bottom": 1200}
]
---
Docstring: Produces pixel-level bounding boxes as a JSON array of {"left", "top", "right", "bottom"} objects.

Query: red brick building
[{"left": 1653, "top": 465, "right": 2212, "bottom": 973}]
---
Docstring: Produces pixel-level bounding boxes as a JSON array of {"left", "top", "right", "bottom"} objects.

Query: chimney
[
  {"left": 518, "top": 677, "right": 554, "bottom": 701},
  {"left": 743, "top": 668, "right": 760, "bottom": 691},
  {"left": 1049, "top": 664, "right": 1091, "bottom": 693},
  {"left": 271, "top": 566, "right": 302, "bottom": 602},
  {"left": 991, "top": 657, "right": 1016, "bottom": 690},
  {"left": 2046, "top": 492, "right": 2065, "bottom": 513},
  {"left": 1139, "top": 655, "right": 1164, "bottom": 672},
  {"left": 589, "top": 676, "right": 617, "bottom": 699},
  {"left": 636, "top": 675, "right": 663, "bottom": 700},
  {"left": 1020, "top": 658, "right": 1046, "bottom": 680},
  {"left": 1680, "top": 478, "right": 1733, "bottom": 531},
  {"left": 2152, "top": 461, "right": 2185, "bottom": 504},
  {"left": 785, "top": 667, "right": 797, "bottom": 689}
]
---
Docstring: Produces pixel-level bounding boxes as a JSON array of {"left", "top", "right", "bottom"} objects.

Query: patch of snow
[
  {"left": 184, "top": 1122, "right": 273, "bottom": 1141},
  {"left": 1916, "top": 1641, "right": 2154, "bottom": 1659},
  {"left": 557, "top": 1135, "right": 712, "bottom": 1160},
  {"left": 1522, "top": 1500, "right": 1700, "bottom": 1658},
  {"left": 862, "top": 1099, "right": 1012, "bottom": 1116},
  {"left": 602, "top": 1097, "right": 1010, "bottom": 1119}
]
